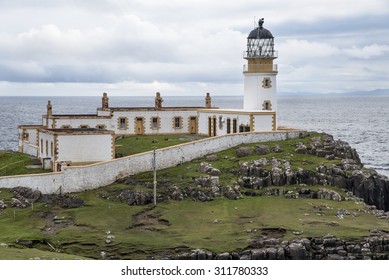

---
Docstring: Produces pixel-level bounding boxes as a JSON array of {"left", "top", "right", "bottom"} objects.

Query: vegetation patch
[
  {"left": 115, "top": 134, "right": 208, "bottom": 157},
  {"left": 0, "top": 151, "right": 48, "bottom": 177}
]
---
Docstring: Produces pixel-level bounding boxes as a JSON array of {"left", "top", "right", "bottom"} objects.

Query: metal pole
[{"left": 153, "top": 148, "right": 157, "bottom": 207}]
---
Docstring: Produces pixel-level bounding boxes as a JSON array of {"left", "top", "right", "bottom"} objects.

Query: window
[
  {"left": 151, "top": 117, "right": 159, "bottom": 129},
  {"left": 79, "top": 125, "right": 89, "bottom": 129},
  {"left": 226, "top": 118, "right": 231, "bottom": 134},
  {"left": 61, "top": 125, "right": 71, "bottom": 129},
  {"left": 173, "top": 117, "right": 182, "bottom": 129},
  {"left": 262, "top": 77, "right": 272, "bottom": 88},
  {"left": 96, "top": 124, "right": 106, "bottom": 129},
  {"left": 40, "top": 139, "right": 43, "bottom": 154},
  {"left": 118, "top": 117, "right": 127, "bottom": 129},
  {"left": 51, "top": 142, "right": 53, "bottom": 157},
  {"left": 45, "top": 140, "right": 48, "bottom": 156},
  {"left": 262, "top": 100, "right": 272, "bottom": 110}
]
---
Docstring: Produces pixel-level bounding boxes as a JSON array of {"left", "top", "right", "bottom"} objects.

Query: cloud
[
  {"left": 343, "top": 44, "right": 389, "bottom": 59},
  {"left": 0, "top": 0, "right": 389, "bottom": 95}
]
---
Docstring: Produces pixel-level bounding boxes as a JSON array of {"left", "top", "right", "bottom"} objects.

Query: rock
[
  {"left": 12, "top": 187, "right": 41, "bottom": 203},
  {"left": 316, "top": 188, "right": 342, "bottom": 201},
  {"left": 295, "top": 142, "right": 308, "bottom": 154},
  {"left": 236, "top": 146, "right": 254, "bottom": 158},
  {"left": 255, "top": 144, "right": 270, "bottom": 155},
  {"left": 0, "top": 200, "right": 7, "bottom": 209},
  {"left": 171, "top": 187, "right": 184, "bottom": 200},
  {"left": 217, "top": 253, "right": 231, "bottom": 260},
  {"left": 286, "top": 242, "right": 308, "bottom": 260},
  {"left": 222, "top": 186, "right": 242, "bottom": 200},
  {"left": 118, "top": 189, "right": 152, "bottom": 205},
  {"left": 195, "top": 176, "right": 219, "bottom": 188},
  {"left": 199, "top": 162, "right": 221, "bottom": 176},
  {"left": 272, "top": 144, "right": 284, "bottom": 153},
  {"left": 12, "top": 198, "right": 27, "bottom": 208}
]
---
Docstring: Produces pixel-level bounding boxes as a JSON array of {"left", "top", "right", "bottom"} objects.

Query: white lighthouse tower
[{"left": 243, "top": 18, "right": 278, "bottom": 112}]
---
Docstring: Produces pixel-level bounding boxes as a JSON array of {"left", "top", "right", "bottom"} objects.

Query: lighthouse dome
[
  {"left": 248, "top": 26, "right": 273, "bottom": 39},
  {"left": 248, "top": 18, "right": 273, "bottom": 39}
]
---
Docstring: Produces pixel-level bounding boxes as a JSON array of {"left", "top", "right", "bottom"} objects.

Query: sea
[{"left": 0, "top": 94, "right": 388, "bottom": 177}]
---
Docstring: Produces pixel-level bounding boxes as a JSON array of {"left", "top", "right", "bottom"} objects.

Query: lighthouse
[{"left": 243, "top": 18, "right": 278, "bottom": 112}]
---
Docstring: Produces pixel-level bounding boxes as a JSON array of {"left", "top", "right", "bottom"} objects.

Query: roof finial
[{"left": 258, "top": 18, "right": 264, "bottom": 29}]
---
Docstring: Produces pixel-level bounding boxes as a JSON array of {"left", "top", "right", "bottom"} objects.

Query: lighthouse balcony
[
  {"left": 243, "top": 50, "right": 278, "bottom": 59},
  {"left": 243, "top": 64, "right": 278, "bottom": 73}
]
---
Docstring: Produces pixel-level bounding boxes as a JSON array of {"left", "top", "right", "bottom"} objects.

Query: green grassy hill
[{"left": 1, "top": 133, "right": 388, "bottom": 259}]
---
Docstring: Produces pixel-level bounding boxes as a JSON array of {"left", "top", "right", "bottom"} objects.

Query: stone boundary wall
[{"left": 0, "top": 131, "right": 303, "bottom": 194}]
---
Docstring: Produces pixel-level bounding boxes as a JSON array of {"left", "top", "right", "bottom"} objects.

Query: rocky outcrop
[
  {"left": 238, "top": 134, "right": 389, "bottom": 211},
  {"left": 5, "top": 187, "right": 84, "bottom": 209},
  {"left": 117, "top": 189, "right": 152, "bottom": 205},
  {"left": 172, "top": 235, "right": 389, "bottom": 260}
]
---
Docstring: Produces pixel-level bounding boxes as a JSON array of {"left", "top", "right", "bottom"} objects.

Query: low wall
[
  {"left": 22, "top": 142, "right": 38, "bottom": 157},
  {"left": 0, "top": 131, "right": 304, "bottom": 194}
]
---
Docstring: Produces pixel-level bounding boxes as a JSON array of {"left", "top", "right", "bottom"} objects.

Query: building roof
[
  {"left": 110, "top": 106, "right": 217, "bottom": 112},
  {"left": 248, "top": 27, "right": 273, "bottom": 39},
  {"left": 39, "top": 128, "right": 114, "bottom": 135}
]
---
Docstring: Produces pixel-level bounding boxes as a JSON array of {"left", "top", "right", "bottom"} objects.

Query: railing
[
  {"left": 243, "top": 64, "right": 278, "bottom": 73},
  {"left": 243, "top": 50, "right": 278, "bottom": 59}
]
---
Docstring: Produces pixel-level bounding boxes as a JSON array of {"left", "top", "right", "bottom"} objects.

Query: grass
[
  {"left": 0, "top": 246, "right": 90, "bottom": 260},
  {"left": 0, "top": 150, "right": 48, "bottom": 177},
  {"left": 1, "top": 181, "right": 389, "bottom": 259},
  {"left": 115, "top": 134, "right": 208, "bottom": 156}
]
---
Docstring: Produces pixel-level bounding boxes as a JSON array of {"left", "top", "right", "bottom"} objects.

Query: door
[
  {"left": 190, "top": 117, "right": 197, "bottom": 134},
  {"left": 136, "top": 118, "right": 144, "bottom": 135}
]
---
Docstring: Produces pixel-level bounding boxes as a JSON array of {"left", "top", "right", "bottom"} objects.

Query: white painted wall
[
  {"left": 54, "top": 118, "right": 111, "bottom": 129},
  {"left": 112, "top": 110, "right": 198, "bottom": 135},
  {"left": 22, "top": 143, "right": 38, "bottom": 157},
  {"left": 19, "top": 127, "right": 40, "bottom": 156},
  {"left": 38, "top": 131, "right": 54, "bottom": 159},
  {"left": 0, "top": 131, "right": 303, "bottom": 194},
  {"left": 57, "top": 134, "right": 113, "bottom": 162},
  {"left": 243, "top": 73, "right": 277, "bottom": 111},
  {"left": 254, "top": 114, "right": 274, "bottom": 131}
]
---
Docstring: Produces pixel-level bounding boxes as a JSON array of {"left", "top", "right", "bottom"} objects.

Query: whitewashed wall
[
  {"left": 38, "top": 131, "right": 54, "bottom": 159},
  {"left": 22, "top": 143, "right": 38, "bottom": 157},
  {"left": 112, "top": 110, "right": 198, "bottom": 135},
  {"left": 57, "top": 134, "right": 113, "bottom": 162},
  {"left": 243, "top": 73, "right": 277, "bottom": 111},
  {"left": 0, "top": 131, "right": 303, "bottom": 194},
  {"left": 254, "top": 114, "right": 274, "bottom": 131},
  {"left": 54, "top": 118, "right": 111, "bottom": 129}
]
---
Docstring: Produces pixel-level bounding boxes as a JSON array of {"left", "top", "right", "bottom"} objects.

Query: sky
[{"left": 0, "top": 0, "right": 388, "bottom": 96}]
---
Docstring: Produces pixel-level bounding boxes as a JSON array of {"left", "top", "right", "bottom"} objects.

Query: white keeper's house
[{"left": 18, "top": 18, "right": 279, "bottom": 172}]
